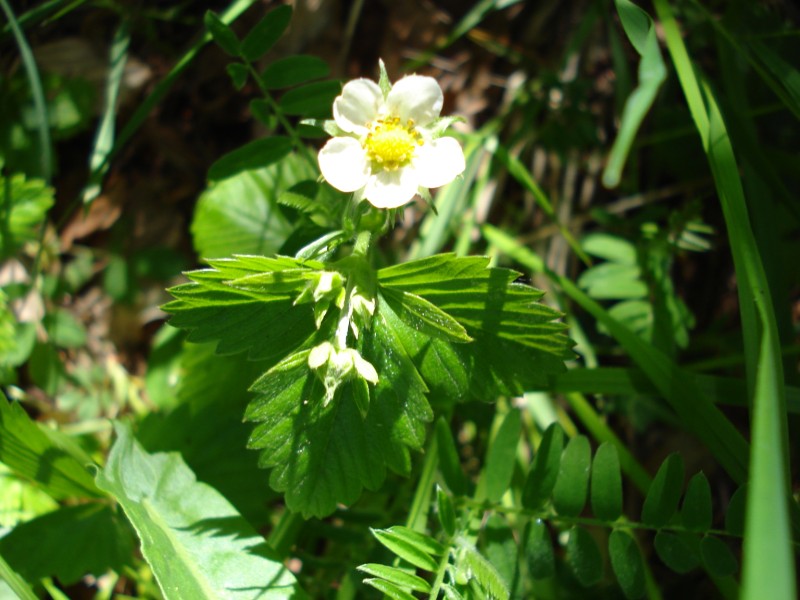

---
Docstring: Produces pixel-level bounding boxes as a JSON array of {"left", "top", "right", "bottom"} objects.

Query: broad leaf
[
  {"left": 207, "top": 137, "right": 293, "bottom": 181},
  {"left": 95, "top": 423, "right": 303, "bottom": 599},
  {"left": 0, "top": 504, "right": 133, "bottom": 585},
  {"left": 0, "top": 396, "right": 101, "bottom": 499},
  {"left": 279, "top": 81, "right": 341, "bottom": 117},
  {"left": 192, "top": 159, "right": 310, "bottom": 259}
]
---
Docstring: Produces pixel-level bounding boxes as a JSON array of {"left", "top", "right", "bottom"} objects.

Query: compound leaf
[
  {"left": 608, "top": 530, "right": 645, "bottom": 599},
  {"left": 641, "top": 452, "right": 684, "bottom": 527},
  {"left": 552, "top": 435, "right": 591, "bottom": 517},
  {"left": 591, "top": 442, "right": 623, "bottom": 522}
]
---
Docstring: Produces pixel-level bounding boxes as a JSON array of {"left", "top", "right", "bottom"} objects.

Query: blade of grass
[
  {"left": 483, "top": 224, "right": 750, "bottom": 485},
  {"left": 1, "top": 0, "right": 52, "bottom": 182},
  {"left": 82, "top": 20, "right": 130, "bottom": 205},
  {"left": 634, "top": 2, "right": 796, "bottom": 595},
  {"left": 0, "top": 0, "right": 87, "bottom": 39}
]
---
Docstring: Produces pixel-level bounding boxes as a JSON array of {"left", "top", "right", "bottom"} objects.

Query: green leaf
[
  {"left": 608, "top": 530, "right": 645, "bottom": 599},
  {"left": 262, "top": 55, "right": 330, "bottom": 90},
  {"left": 358, "top": 564, "right": 431, "bottom": 593},
  {"left": 435, "top": 417, "right": 469, "bottom": 496},
  {"left": 42, "top": 309, "right": 87, "bottom": 349},
  {"left": 483, "top": 514, "right": 519, "bottom": 591},
  {"left": 226, "top": 62, "right": 249, "bottom": 89},
  {"left": 95, "top": 422, "right": 303, "bottom": 599},
  {"left": 681, "top": 471, "right": 712, "bottom": 531},
  {"left": 590, "top": 442, "right": 623, "bottom": 521},
  {"left": 0, "top": 504, "right": 133, "bottom": 585},
  {"left": 700, "top": 536, "right": 738, "bottom": 578},
  {"left": 381, "top": 286, "right": 472, "bottom": 344},
  {"left": 0, "top": 552, "right": 38, "bottom": 600},
  {"left": 725, "top": 485, "right": 747, "bottom": 536},
  {"left": 522, "top": 422, "right": 565, "bottom": 510},
  {"left": 372, "top": 527, "right": 440, "bottom": 572},
  {"left": 0, "top": 397, "right": 101, "bottom": 499},
  {"left": 524, "top": 519, "right": 554, "bottom": 579},
  {"left": 641, "top": 453, "right": 684, "bottom": 527},
  {"left": 241, "top": 4, "right": 292, "bottom": 61},
  {"left": 603, "top": 0, "right": 666, "bottom": 187},
  {"left": 483, "top": 409, "right": 521, "bottom": 503},
  {"left": 163, "top": 256, "right": 318, "bottom": 363},
  {"left": 458, "top": 543, "right": 510, "bottom": 600},
  {"left": 653, "top": 531, "right": 700, "bottom": 574},
  {"left": 552, "top": 435, "right": 591, "bottom": 517},
  {"left": 577, "top": 263, "right": 647, "bottom": 300},
  {"left": 378, "top": 254, "right": 572, "bottom": 401},
  {"left": 437, "top": 486, "right": 456, "bottom": 537},
  {"left": 363, "top": 578, "right": 417, "bottom": 600},
  {"left": 0, "top": 173, "right": 54, "bottom": 258},
  {"left": 192, "top": 159, "right": 310, "bottom": 258},
  {"left": 207, "top": 136, "right": 293, "bottom": 181},
  {"left": 279, "top": 80, "right": 341, "bottom": 116},
  {"left": 204, "top": 10, "right": 241, "bottom": 56},
  {"left": 566, "top": 526, "right": 603, "bottom": 587},
  {"left": 581, "top": 233, "right": 637, "bottom": 264}
]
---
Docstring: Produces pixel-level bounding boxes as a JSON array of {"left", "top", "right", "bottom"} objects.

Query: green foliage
[
  {"left": 95, "top": 422, "right": 304, "bottom": 599},
  {"left": 0, "top": 172, "right": 53, "bottom": 258}
]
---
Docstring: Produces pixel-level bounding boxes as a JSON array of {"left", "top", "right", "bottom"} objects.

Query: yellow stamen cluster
[{"left": 363, "top": 117, "right": 423, "bottom": 171}]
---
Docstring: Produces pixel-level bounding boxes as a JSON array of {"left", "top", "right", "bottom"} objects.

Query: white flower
[{"left": 318, "top": 72, "right": 466, "bottom": 209}]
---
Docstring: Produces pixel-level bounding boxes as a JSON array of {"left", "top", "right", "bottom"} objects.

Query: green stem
[
  {"left": 352, "top": 229, "right": 372, "bottom": 258},
  {"left": 267, "top": 509, "right": 305, "bottom": 558},
  {"left": 405, "top": 431, "right": 439, "bottom": 532}
]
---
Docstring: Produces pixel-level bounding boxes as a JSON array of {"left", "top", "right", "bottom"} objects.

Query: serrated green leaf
[
  {"left": 0, "top": 173, "right": 54, "bottom": 258},
  {"left": 681, "top": 471, "right": 712, "bottom": 531},
  {"left": 524, "top": 519, "right": 554, "bottom": 579},
  {"left": 358, "top": 564, "right": 431, "bottom": 593},
  {"left": 552, "top": 435, "right": 591, "bottom": 517},
  {"left": 0, "top": 397, "right": 101, "bottom": 499},
  {"left": 381, "top": 286, "right": 472, "bottom": 344},
  {"left": 700, "top": 535, "right": 738, "bottom": 578},
  {"left": 163, "top": 256, "right": 318, "bottom": 363},
  {"left": 226, "top": 62, "right": 249, "bottom": 89},
  {"left": 279, "top": 80, "right": 341, "bottom": 116},
  {"left": 566, "top": 526, "right": 603, "bottom": 587},
  {"left": 482, "top": 409, "right": 521, "bottom": 503},
  {"left": 458, "top": 543, "right": 510, "bottom": 600},
  {"left": 437, "top": 486, "right": 456, "bottom": 537},
  {"left": 245, "top": 298, "right": 433, "bottom": 517},
  {"left": 591, "top": 442, "right": 623, "bottom": 521},
  {"left": 0, "top": 504, "right": 133, "bottom": 585},
  {"left": 435, "top": 417, "right": 469, "bottom": 496},
  {"left": 372, "top": 529, "right": 439, "bottom": 572},
  {"left": 378, "top": 254, "right": 572, "bottom": 401},
  {"left": 262, "top": 55, "right": 330, "bottom": 90},
  {"left": 608, "top": 530, "right": 645, "bottom": 599},
  {"left": 653, "top": 531, "right": 700, "bottom": 574},
  {"left": 207, "top": 136, "right": 293, "bottom": 181},
  {"left": 204, "top": 10, "right": 240, "bottom": 56},
  {"left": 95, "top": 423, "right": 302, "bottom": 599},
  {"left": 641, "top": 452, "right": 684, "bottom": 527},
  {"left": 522, "top": 422, "right": 565, "bottom": 510},
  {"left": 241, "top": 5, "right": 292, "bottom": 62},
  {"left": 363, "top": 578, "right": 417, "bottom": 600}
]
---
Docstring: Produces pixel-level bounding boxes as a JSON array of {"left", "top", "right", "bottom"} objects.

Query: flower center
[{"left": 364, "top": 117, "right": 423, "bottom": 171}]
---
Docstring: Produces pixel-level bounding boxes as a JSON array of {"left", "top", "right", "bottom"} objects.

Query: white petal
[
  {"left": 318, "top": 137, "right": 370, "bottom": 192},
  {"left": 333, "top": 79, "right": 383, "bottom": 134},
  {"left": 413, "top": 137, "right": 465, "bottom": 188},
  {"left": 364, "top": 168, "right": 420, "bottom": 209},
  {"left": 387, "top": 76, "right": 443, "bottom": 126}
]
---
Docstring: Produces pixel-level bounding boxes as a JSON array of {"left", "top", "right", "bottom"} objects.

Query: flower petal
[
  {"left": 333, "top": 79, "right": 383, "bottom": 134},
  {"left": 318, "top": 137, "right": 370, "bottom": 192},
  {"left": 413, "top": 137, "right": 465, "bottom": 188},
  {"left": 387, "top": 76, "right": 443, "bottom": 126},
  {"left": 364, "top": 167, "right": 420, "bottom": 209}
]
